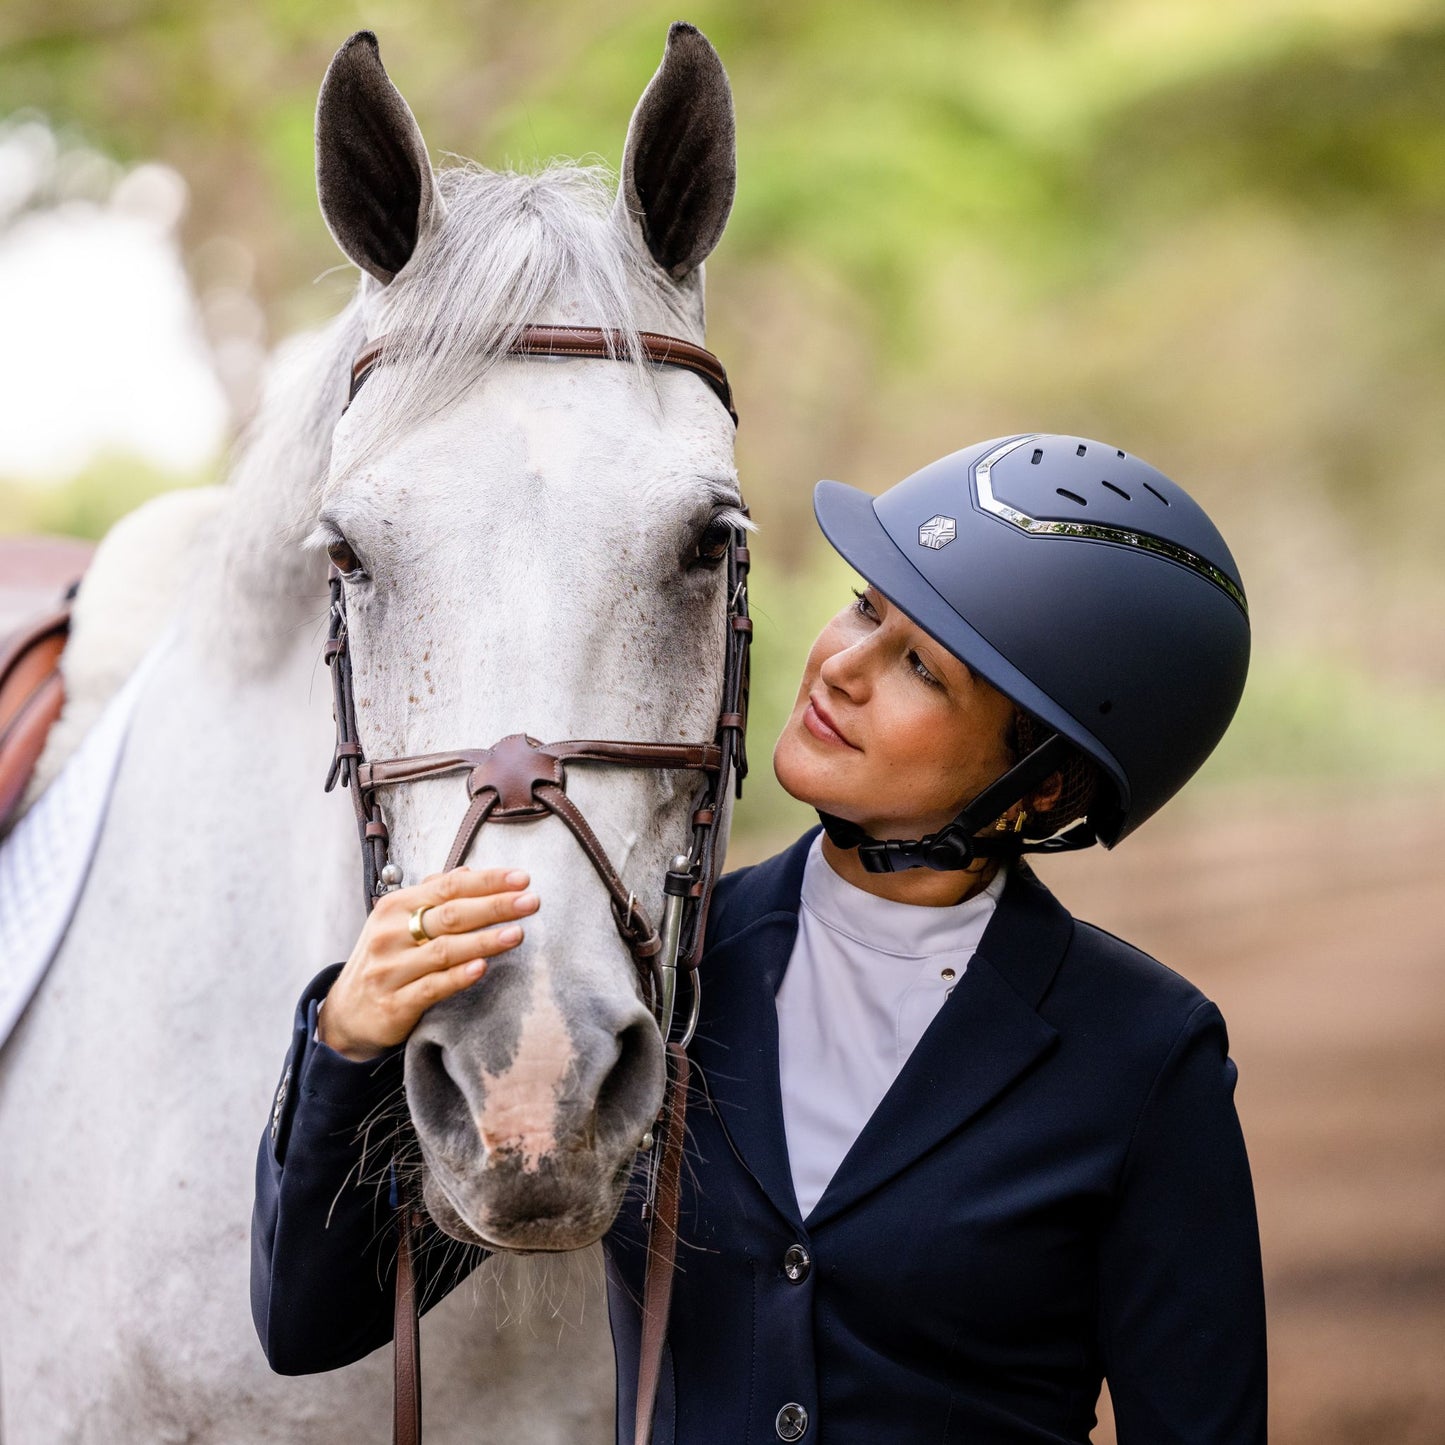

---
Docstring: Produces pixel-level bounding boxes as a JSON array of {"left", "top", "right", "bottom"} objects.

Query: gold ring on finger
[{"left": 408, "top": 906, "right": 435, "bottom": 945}]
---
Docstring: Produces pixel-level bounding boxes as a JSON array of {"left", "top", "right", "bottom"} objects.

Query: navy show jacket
[{"left": 253, "top": 826, "right": 1267, "bottom": 1443}]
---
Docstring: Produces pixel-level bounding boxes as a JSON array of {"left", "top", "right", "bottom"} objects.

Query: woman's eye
[
  {"left": 850, "top": 586, "right": 878, "bottom": 619},
  {"left": 326, "top": 538, "right": 364, "bottom": 575},
  {"left": 690, "top": 517, "right": 733, "bottom": 569},
  {"left": 909, "top": 651, "right": 942, "bottom": 688},
  {"left": 853, "top": 588, "right": 940, "bottom": 687}
]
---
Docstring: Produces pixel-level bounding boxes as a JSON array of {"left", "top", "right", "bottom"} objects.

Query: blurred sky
[{"left": 0, "top": 123, "right": 227, "bottom": 476}]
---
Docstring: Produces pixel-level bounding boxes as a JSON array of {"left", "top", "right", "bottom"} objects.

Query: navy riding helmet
[{"left": 811, "top": 433, "right": 1250, "bottom": 873}]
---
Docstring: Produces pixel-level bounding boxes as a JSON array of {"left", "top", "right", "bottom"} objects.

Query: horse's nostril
[
  {"left": 414, "top": 1039, "right": 448, "bottom": 1086},
  {"left": 594, "top": 1018, "right": 663, "bottom": 1146},
  {"left": 407, "top": 1039, "right": 468, "bottom": 1144}
]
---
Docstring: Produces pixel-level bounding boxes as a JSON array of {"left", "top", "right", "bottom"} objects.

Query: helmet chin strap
[{"left": 817, "top": 733, "right": 1085, "bottom": 874}]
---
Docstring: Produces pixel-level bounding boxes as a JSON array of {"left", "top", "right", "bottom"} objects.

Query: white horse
[{"left": 0, "top": 24, "right": 741, "bottom": 1442}]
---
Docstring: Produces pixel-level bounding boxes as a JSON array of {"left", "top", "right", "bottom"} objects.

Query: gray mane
[{"left": 206, "top": 161, "right": 663, "bottom": 666}]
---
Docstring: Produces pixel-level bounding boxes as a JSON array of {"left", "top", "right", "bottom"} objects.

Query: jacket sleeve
[
  {"left": 250, "top": 964, "right": 489, "bottom": 1374},
  {"left": 1098, "top": 998, "right": 1268, "bottom": 1444}
]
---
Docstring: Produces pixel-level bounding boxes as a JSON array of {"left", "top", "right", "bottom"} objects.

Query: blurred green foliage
[
  {"left": 4, "top": 0, "right": 1445, "bottom": 839},
  {"left": 0, "top": 455, "right": 210, "bottom": 540}
]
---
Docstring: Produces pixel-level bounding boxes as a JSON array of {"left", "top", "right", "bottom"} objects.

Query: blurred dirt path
[{"left": 1034, "top": 790, "right": 1445, "bottom": 1445}]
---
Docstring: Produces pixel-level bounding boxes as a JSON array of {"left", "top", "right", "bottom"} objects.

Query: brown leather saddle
[{"left": 0, "top": 537, "right": 95, "bottom": 833}]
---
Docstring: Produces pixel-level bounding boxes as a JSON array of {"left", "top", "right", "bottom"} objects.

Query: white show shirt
[{"left": 774, "top": 832, "right": 1007, "bottom": 1219}]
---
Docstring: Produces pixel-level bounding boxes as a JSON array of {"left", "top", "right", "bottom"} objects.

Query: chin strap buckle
[
  {"left": 856, "top": 826, "right": 1000, "bottom": 874},
  {"left": 821, "top": 732, "right": 1080, "bottom": 874}
]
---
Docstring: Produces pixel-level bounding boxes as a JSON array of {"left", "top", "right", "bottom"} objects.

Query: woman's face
[{"left": 773, "top": 584, "right": 1019, "bottom": 840}]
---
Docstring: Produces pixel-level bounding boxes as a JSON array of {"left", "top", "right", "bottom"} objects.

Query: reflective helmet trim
[{"left": 975, "top": 437, "right": 1248, "bottom": 617}]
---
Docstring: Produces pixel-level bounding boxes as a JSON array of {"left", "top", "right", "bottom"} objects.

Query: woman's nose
[{"left": 818, "top": 637, "right": 872, "bottom": 696}]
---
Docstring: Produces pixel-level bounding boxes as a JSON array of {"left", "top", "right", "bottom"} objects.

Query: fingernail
[
  {"left": 505, "top": 870, "right": 529, "bottom": 887},
  {"left": 467, "top": 960, "right": 487, "bottom": 978},
  {"left": 498, "top": 924, "right": 523, "bottom": 944},
  {"left": 515, "top": 891, "right": 539, "bottom": 911}
]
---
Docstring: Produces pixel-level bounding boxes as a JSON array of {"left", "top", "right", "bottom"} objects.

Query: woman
[{"left": 254, "top": 433, "right": 1267, "bottom": 1443}]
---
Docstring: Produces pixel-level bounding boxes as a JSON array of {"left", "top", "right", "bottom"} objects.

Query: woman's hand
[{"left": 318, "top": 867, "right": 538, "bottom": 1062}]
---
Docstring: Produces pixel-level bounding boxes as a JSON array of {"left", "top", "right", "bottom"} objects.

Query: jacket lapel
[
  {"left": 803, "top": 861, "right": 1073, "bottom": 1230},
  {"left": 689, "top": 830, "right": 815, "bottom": 1229},
  {"left": 689, "top": 834, "right": 1075, "bottom": 1234}
]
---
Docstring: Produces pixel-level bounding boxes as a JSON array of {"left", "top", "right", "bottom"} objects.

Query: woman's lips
[{"left": 804, "top": 697, "right": 859, "bottom": 749}]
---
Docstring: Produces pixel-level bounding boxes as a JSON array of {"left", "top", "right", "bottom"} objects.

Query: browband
[{"left": 349, "top": 324, "right": 738, "bottom": 425}]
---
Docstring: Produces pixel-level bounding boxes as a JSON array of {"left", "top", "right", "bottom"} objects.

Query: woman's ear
[
  {"left": 315, "top": 31, "right": 446, "bottom": 285},
  {"left": 1028, "top": 770, "right": 1064, "bottom": 817}
]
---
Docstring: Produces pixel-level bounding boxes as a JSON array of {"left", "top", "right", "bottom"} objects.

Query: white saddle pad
[{"left": 0, "top": 629, "right": 174, "bottom": 1048}]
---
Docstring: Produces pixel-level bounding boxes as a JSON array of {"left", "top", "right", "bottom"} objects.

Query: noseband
[{"left": 322, "top": 324, "right": 749, "bottom": 1445}]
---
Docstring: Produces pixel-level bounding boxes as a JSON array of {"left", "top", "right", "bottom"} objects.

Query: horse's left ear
[
  {"left": 315, "top": 31, "right": 446, "bottom": 285},
  {"left": 615, "top": 23, "right": 736, "bottom": 282}
]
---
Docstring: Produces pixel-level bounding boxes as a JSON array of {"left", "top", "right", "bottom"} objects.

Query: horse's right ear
[
  {"left": 316, "top": 32, "right": 445, "bottom": 285},
  {"left": 615, "top": 23, "right": 736, "bottom": 282}
]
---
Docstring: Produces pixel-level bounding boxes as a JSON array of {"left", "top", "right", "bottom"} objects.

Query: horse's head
[{"left": 310, "top": 27, "right": 741, "bottom": 1250}]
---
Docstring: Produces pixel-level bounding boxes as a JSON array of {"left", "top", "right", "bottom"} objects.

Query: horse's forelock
[{"left": 346, "top": 162, "right": 675, "bottom": 466}]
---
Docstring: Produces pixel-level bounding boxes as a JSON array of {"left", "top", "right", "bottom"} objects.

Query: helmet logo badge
[{"left": 918, "top": 514, "right": 956, "bottom": 550}]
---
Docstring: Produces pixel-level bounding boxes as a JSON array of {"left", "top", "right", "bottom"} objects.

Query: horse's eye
[
  {"left": 327, "top": 538, "right": 363, "bottom": 575},
  {"left": 690, "top": 516, "right": 733, "bottom": 569}
]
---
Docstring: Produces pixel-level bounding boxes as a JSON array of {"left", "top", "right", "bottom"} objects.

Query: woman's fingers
[
  {"left": 390, "top": 919, "right": 528, "bottom": 988},
  {"left": 319, "top": 865, "right": 534, "bottom": 1060},
  {"left": 405, "top": 887, "right": 539, "bottom": 946},
  {"left": 321, "top": 919, "right": 524, "bottom": 1059},
  {"left": 404, "top": 866, "right": 531, "bottom": 910},
  {"left": 398, "top": 951, "right": 500, "bottom": 1012}
]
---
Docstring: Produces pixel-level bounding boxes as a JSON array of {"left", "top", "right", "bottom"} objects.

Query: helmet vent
[
  {"left": 1101, "top": 480, "right": 1131, "bottom": 500},
  {"left": 1142, "top": 481, "right": 1171, "bottom": 506},
  {"left": 1056, "top": 487, "right": 1088, "bottom": 507},
  {"left": 1116, "top": 449, "right": 1126, "bottom": 458},
  {"left": 1031, "top": 448, "right": 1043, "bottom": 464},
  {"left": 1076, "top": 443, "right": 1087, "bottom": 456}
]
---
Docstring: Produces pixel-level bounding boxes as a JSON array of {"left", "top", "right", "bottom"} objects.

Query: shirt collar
[{"left": 798, "top": 831, "right": 1007, "bottom": 958}]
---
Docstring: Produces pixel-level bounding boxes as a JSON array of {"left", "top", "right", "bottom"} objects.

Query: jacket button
[
  {"left": 782, "top": 1244, "right": 811, "bottom": 1283},
  {"left": 775, "top": 1402, "right": 809, "bottom": 1440}
]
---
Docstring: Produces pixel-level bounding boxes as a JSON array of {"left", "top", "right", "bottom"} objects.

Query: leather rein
[{"left": 323, "top": 324, "right": 749, "bottom": 1445}]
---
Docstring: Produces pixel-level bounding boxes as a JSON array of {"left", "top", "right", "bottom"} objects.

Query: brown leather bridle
[{"left": 323, "top": 324, "right": 750, "bottom": 1445}]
